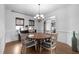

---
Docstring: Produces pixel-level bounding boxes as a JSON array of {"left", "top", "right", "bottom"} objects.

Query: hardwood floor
[{"left": 4, "top": 40, "right": 79, "bottom": 54}]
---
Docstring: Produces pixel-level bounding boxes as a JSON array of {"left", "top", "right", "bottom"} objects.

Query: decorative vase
[{"left": 72, "top": 31, "right": 77, "bottom": 52}]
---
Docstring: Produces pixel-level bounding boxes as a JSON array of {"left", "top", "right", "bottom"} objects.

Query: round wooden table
[
  {"left": 28, "top": 33, "right": 51, "bottom": 53},
  {"left": 28, "top": 33, "right": 51, "bottom": 40}
]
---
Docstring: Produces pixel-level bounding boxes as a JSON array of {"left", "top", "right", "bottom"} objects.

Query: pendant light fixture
[{"left": 34, "top": 4, "right": 44, "bottom": 22}]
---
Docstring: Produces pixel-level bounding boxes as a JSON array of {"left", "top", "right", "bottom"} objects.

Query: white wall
[
  {"left": 45, "top": 5, "right": 79, "bottom": 47},
  {"left": 0, "top": 5, "right": 5, "bottom": 54},
  {"left": 5, "top": 9, "right": 33, "bottom": 43}
]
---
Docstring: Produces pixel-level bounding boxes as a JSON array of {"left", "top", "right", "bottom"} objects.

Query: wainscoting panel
[
  {"left": 5, "top": 30, "right": 18, "bottom": 43},
  {"left": 57, "top": 31, "right": 72, "bottom": 47}
]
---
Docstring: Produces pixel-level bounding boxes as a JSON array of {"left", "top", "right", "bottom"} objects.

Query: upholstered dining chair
[
  {"left": 20, "top": 33, "right": 37, "bottom": 53},
  {"left": 44, "top": 30, "right": 51, "bottom": 42},
  {"left": 40, "top": 33, "right": 57, "bottom": 54}
]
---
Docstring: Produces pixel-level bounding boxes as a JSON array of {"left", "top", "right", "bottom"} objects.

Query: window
[
  {"left": 44, "top": 16, "right": 56, "bottom": 33},
  {"left": 15, "top": 17, "right": 24, "bottom": 30},
  {"left": 29, "top": 20, "right": 35, "bottom": 26}
]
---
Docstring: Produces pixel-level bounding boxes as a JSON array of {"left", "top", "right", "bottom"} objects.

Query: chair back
[
  {"left": 50, "top": 33, "right": 57, "bottom": 46},
  {"left": 20, "top": 33, "right": 28, "bottom": 44}
]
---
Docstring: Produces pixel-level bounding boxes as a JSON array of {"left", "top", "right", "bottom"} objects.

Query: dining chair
[
  {"left": 43, "top": 30, "right": 52, "bottom": 47},
  {"left": 20, "top": 33, "right": 37, "bottom": 53},
  {"left": 40, "top": 33, "right": 57, "bottom": 54}
]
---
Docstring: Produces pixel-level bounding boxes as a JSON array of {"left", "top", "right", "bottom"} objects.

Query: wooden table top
[{"left": 28, "top": 33, "right": 51, "bottom": 40}]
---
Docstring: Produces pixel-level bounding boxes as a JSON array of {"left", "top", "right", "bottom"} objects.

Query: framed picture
[
  {"left": 16, "top": 17, "right": 24, "bottom": 26},
  {"left": 29, "top": 20, "right": 35, "bottom": 26}
]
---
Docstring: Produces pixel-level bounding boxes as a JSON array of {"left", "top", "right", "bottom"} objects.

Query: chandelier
[{"left": 34, "top": 4, "right": 44, "bottom": 22}]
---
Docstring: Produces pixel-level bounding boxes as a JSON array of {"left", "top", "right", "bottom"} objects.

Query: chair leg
[
  {"left": 23, "top": 46, "right": 27, "bottom": 54},
  {"left": 25, "top": 47, "right": 27, "bottom": 54},
  {"left": 21, "top": 46, "right": 23, "bottom": 54},
  {"left": 35, "top": 45, "right": 37, "bottom": 52},
  {"left": 52, "top": 48, "right": 56, "bottom": 54},
  {"left": 40, "top": 46, "right": 42, "bottom": 53},
  {"left": 51, "top": 49, "right": 52, "bottom": 54},
  {"left": 55, "top": 47, "right": 56, "bottom": 54},
  {"left": 21, "top": 45, "right": 24, "bottom": 54}
]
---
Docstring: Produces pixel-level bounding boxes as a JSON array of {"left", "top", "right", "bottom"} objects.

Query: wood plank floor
[{"left": 4, "top": 40, "right": 79, "bottom": 54}]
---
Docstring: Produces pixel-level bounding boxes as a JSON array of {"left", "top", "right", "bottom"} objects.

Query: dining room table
[{"left": 28, "top": 32, "right": 51, "bottom": 53}]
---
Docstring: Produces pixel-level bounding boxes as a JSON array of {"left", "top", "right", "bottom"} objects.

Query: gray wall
[{"left": 0, "top": 5, "right": 5, "bottom": 54}]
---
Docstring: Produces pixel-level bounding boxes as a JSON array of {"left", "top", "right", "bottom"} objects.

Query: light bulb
[{"left": 36, "top": 14, "right": 39, "bottom": 17}]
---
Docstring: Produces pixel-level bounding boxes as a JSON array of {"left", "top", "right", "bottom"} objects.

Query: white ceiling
[{"left": 5, "top": 4, "right": 69, "bottom": 17}]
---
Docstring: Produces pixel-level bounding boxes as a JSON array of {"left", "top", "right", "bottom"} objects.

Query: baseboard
[{"left": 6, "top": 40, "right": 20, "bottom": 44}]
